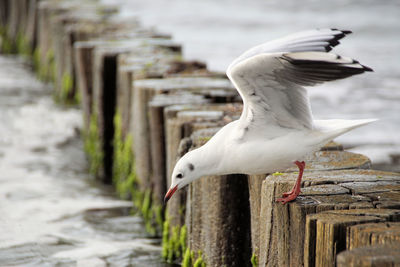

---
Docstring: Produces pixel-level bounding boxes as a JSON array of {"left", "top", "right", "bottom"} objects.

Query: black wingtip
[
  {"left": 325, "top": 46, "right": 333, "bottom": 52},
  {"left": 330, "top": 29, "right": 352, "bottom": 35},
  {"left": 332, "top": 28, "right": 352, "bottom": 35},
  {"left": 330, "top": 39, "right": 340, "bottom": 46},
  {"left": 362, "top": 64, "right": 373, "bottom": 72}
]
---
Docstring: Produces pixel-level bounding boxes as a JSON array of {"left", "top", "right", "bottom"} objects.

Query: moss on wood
[
  {"left": 84, "top": 111, "right": 103, "bottom": 176},
  {"left": 193, "top": 253, "right": 206, "bottom": 267},
  {"left": 113, "top": 111, "right": 137, "bottom": 197},
  {"left": 113, "top": 111, "right": 163, "bottom": 236},
  {"left": 0, "top": 26, "right": 14, "bottom": 54},
  {"left": 46, "top": 49, "right": 56, "bottom": 83},
  {"left": 16, "top": 31, "right": 31, "bottom": 57},
  {"left": 251, "top": 253, "right": 258, "bottom": 267},
  {"left": 161, "top": 220, "right": 205, "bottom": 266},
  {"left": 54, "top": 72, "right": 78, "bottom": 106},
  {"left": 182, "top": 248, "right": 195, "bottom": 267},
  {"left": 162, "top": 219, "right": 187, "bottom": 263},
  {"left": 33, "top": 48, "right": 41, "bottom": 72}
]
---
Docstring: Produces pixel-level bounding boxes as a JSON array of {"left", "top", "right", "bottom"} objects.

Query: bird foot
[
  {"left": 275, "top": 160, "right": 305, "bottom": 205},
  {"left": 281, "top": 190, "right": 294, "bottom": 198},
  {"left": 276, "top": 190, "right": 301, "bottom": 205},
  {"left": 281, "top": 188, "right": 302, "bottom": 198}
]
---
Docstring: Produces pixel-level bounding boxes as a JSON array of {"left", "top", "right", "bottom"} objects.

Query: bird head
[{"left": 164, "top": 151, "right": 200, "bottom": 204}]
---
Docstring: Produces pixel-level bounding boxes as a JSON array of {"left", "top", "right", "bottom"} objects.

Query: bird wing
[{"left": 227, "top": 29, "right": 372, "bottom": 135}]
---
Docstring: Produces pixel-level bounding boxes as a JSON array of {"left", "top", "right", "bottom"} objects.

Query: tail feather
[{"left": 313, "top": 118, "right": 377, "bottom": 142}]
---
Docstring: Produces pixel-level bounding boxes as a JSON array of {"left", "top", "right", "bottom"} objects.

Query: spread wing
[{"left": 227, "top": 29, "right": 372, "bottom": 134}]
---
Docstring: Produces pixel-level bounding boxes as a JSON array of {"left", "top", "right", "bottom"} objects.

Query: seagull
[{"left": 164, "top": 29, "right": 375, "bottom": 204}]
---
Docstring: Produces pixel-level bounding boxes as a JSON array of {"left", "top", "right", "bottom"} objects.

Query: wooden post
[
  {"left": 347, "top": 222, "right": 400, "bottom": 250},
  {"left": 164, "top": 103, "right": 242, "bottom": 229},
  {"left": 116, "top": 47, "right": 181, "bottom": 138},
  {"left": 45, "top": 5, "right": 117, "bottom": 101},
  {"left": 150, "top": 94, "right": 215, "bottom": 203},
  {"left": 131, "top": 77, "right": 236, "bottom": 192},
  {"left": 186, "top": 129, "right": 252, "bottom": 267},
  {"left": 74, "top": 41, "right": 95, "bottom": 129},
  {"left": 7, "top": 0, "right": 29, "bottom": 43},
  {"left": 152, "top": 99, "right": 241, "bottom": 205},
  {"left": 0, "top": 0, "right": 9, "bottom": 27},
  {"left": 77, "top": 37, "right": 178, "bottom": 182},
  {"left": 21, "top": 0, "right": 39, "bottom": 50},
  {"left": 257, "top": 166, "right": 400, "bottom": 267},
  {"left": 92, "top": 46, "right": 127, "bottom": 182},
  {"left": 76, "top": 36, "right": 176, "bottom": 130},
  {"left": 305, "top": 209, "right": 400, "bottom": 267},
  {"left": 337, "top": 244, "right": 400, "bottom": 267},
  {"left": 37, "top": 1, "right": 68, "bottom": 78}
]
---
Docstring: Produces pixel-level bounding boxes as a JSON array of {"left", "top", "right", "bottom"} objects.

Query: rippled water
[
  {"left": 104, "top": 0, "right": 400, "bottom": 169},
  {"left": 0, "top": 55, "right": 169, "bottom": 266}
]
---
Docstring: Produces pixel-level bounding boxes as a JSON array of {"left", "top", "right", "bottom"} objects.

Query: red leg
[{"left": 276, "top": 161, "right": 305, "bottom": 204}]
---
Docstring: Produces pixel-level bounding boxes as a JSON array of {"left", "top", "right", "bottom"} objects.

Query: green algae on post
[
  {"left": 251, "top": 253, "right": 258, "bottom": 267},
  {"left": 0, "top": 26, "right": 13, "bottom": 54},
  {"left": 84, "top": 112, "right": 103, "bottom": 176},
  {"left": 168, "top": 225, "right": 181, "bottom": 261},
  {"left": 113, "top": 111, "right": 133, "bottom": 197},
  {"left": 162, "top": 219, "right": 190, "bottom": 264},
  {"left": 181, "top": 248, "right": 207, "bottom": 267},
  {"left": 193, "top": 251, "right": 206, "bottom": 267},
  {"left": 162, "top": 219, "right": 170, "bottom": 260},
  {"left": 46, "top": 49, "right": 56, "bottom": 83},
  {"left": 16, "top": 32, "right": 31, "bottom": 57},
  {"left": 60, "top": 72, "right": 73, "bottom": 103},
  {"left": 32, "top": 48, "right": 41, "bottom": 73},
  {"left": 182, "top": 247, "right": 194, "bottom": 267},
  {"left": 36, "top": 49, "right": 56, "bottom": 83},
  {"left": 179, "top": 224, "right": 187, "bottom": 253}
]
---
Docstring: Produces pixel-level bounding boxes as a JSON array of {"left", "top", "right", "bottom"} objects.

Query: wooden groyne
[{"left": 2, "top": 1, "right": 400, "bottom": 266}]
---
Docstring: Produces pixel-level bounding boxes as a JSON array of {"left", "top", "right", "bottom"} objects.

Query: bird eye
[{"left": 176, "top": 173, "right": 183, "bottom": 179}]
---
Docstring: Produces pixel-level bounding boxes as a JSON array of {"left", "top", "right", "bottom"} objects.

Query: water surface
[{"left": 0, "top": 55, "right": 168, "bottom": 266}]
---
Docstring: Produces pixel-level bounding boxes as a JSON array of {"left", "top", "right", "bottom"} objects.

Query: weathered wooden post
[
  {"left": 347, "top": 222, "right": 400, "bottom": 249},
  {"left": 116, "top": 46, "right": 182, "bottom": 138},
  {"left": 164, "top": 104, "right": 242, "bottom": 227},
  {"left": 306, "top": 209, "right": 400, "bottom": 267},
  {"left": 130, "top": 77, "right": 236, "bottom": 196},
  {"left": 37, "top": 1, "right": 68, "bottom": 81},
  {"left": 74, "top": 37, "right": 180, "bottom": 182},
  {"left": 76, "top": 35, "right": 174, "bottom": 131},
  {"left": 183, "top": 128, "right": 252, "bottom": 267},
  {"left": 337, "top": 244, "right": 400, "bottom": 267},
  {"left": 149, "top": 95, "right": 211, "bottom": 207},
  {"left": 7, "top": 0, "right": 29, "bottom": 44},
  {"left": 0, "top": 0, "right": 9, "bottom": 27},
  {"left": 24, "top": 0, "right": 39, "bottom": 51},
  {"left": 255, "top": 167, "right": 400, "bottom": 267}
]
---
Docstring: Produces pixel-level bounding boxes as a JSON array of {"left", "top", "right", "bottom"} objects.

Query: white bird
[{"left": 164, "top": 29, "right": 375, "bottom": 204}]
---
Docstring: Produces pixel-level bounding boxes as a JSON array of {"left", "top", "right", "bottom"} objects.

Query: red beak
[{"left": 164, "top": 185, "right": 178, "bottom": 204}]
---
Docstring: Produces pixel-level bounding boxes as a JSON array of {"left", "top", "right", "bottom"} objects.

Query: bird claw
[
  {"left": 281, "top": 191, "right": 293, "bottom": 198},
  {"left": 276, "top": 194, "right": 297, "bottom": 204},
  {"left": 276, "top": 160, "right": 305, "bottom": 205},
  {"left": 276, "top": 190, "right": 302, "bottom": 205},
  {"left": 275, "top": 197, "right": 289, "bottom": 205}
]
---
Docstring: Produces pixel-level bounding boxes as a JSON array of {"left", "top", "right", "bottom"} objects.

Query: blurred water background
[
  {"left": 104, "top": 0, "right": 400, "bottom": 170},
  {"left": 0, "top": 56, "right": 169, "bottom": 266}
]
